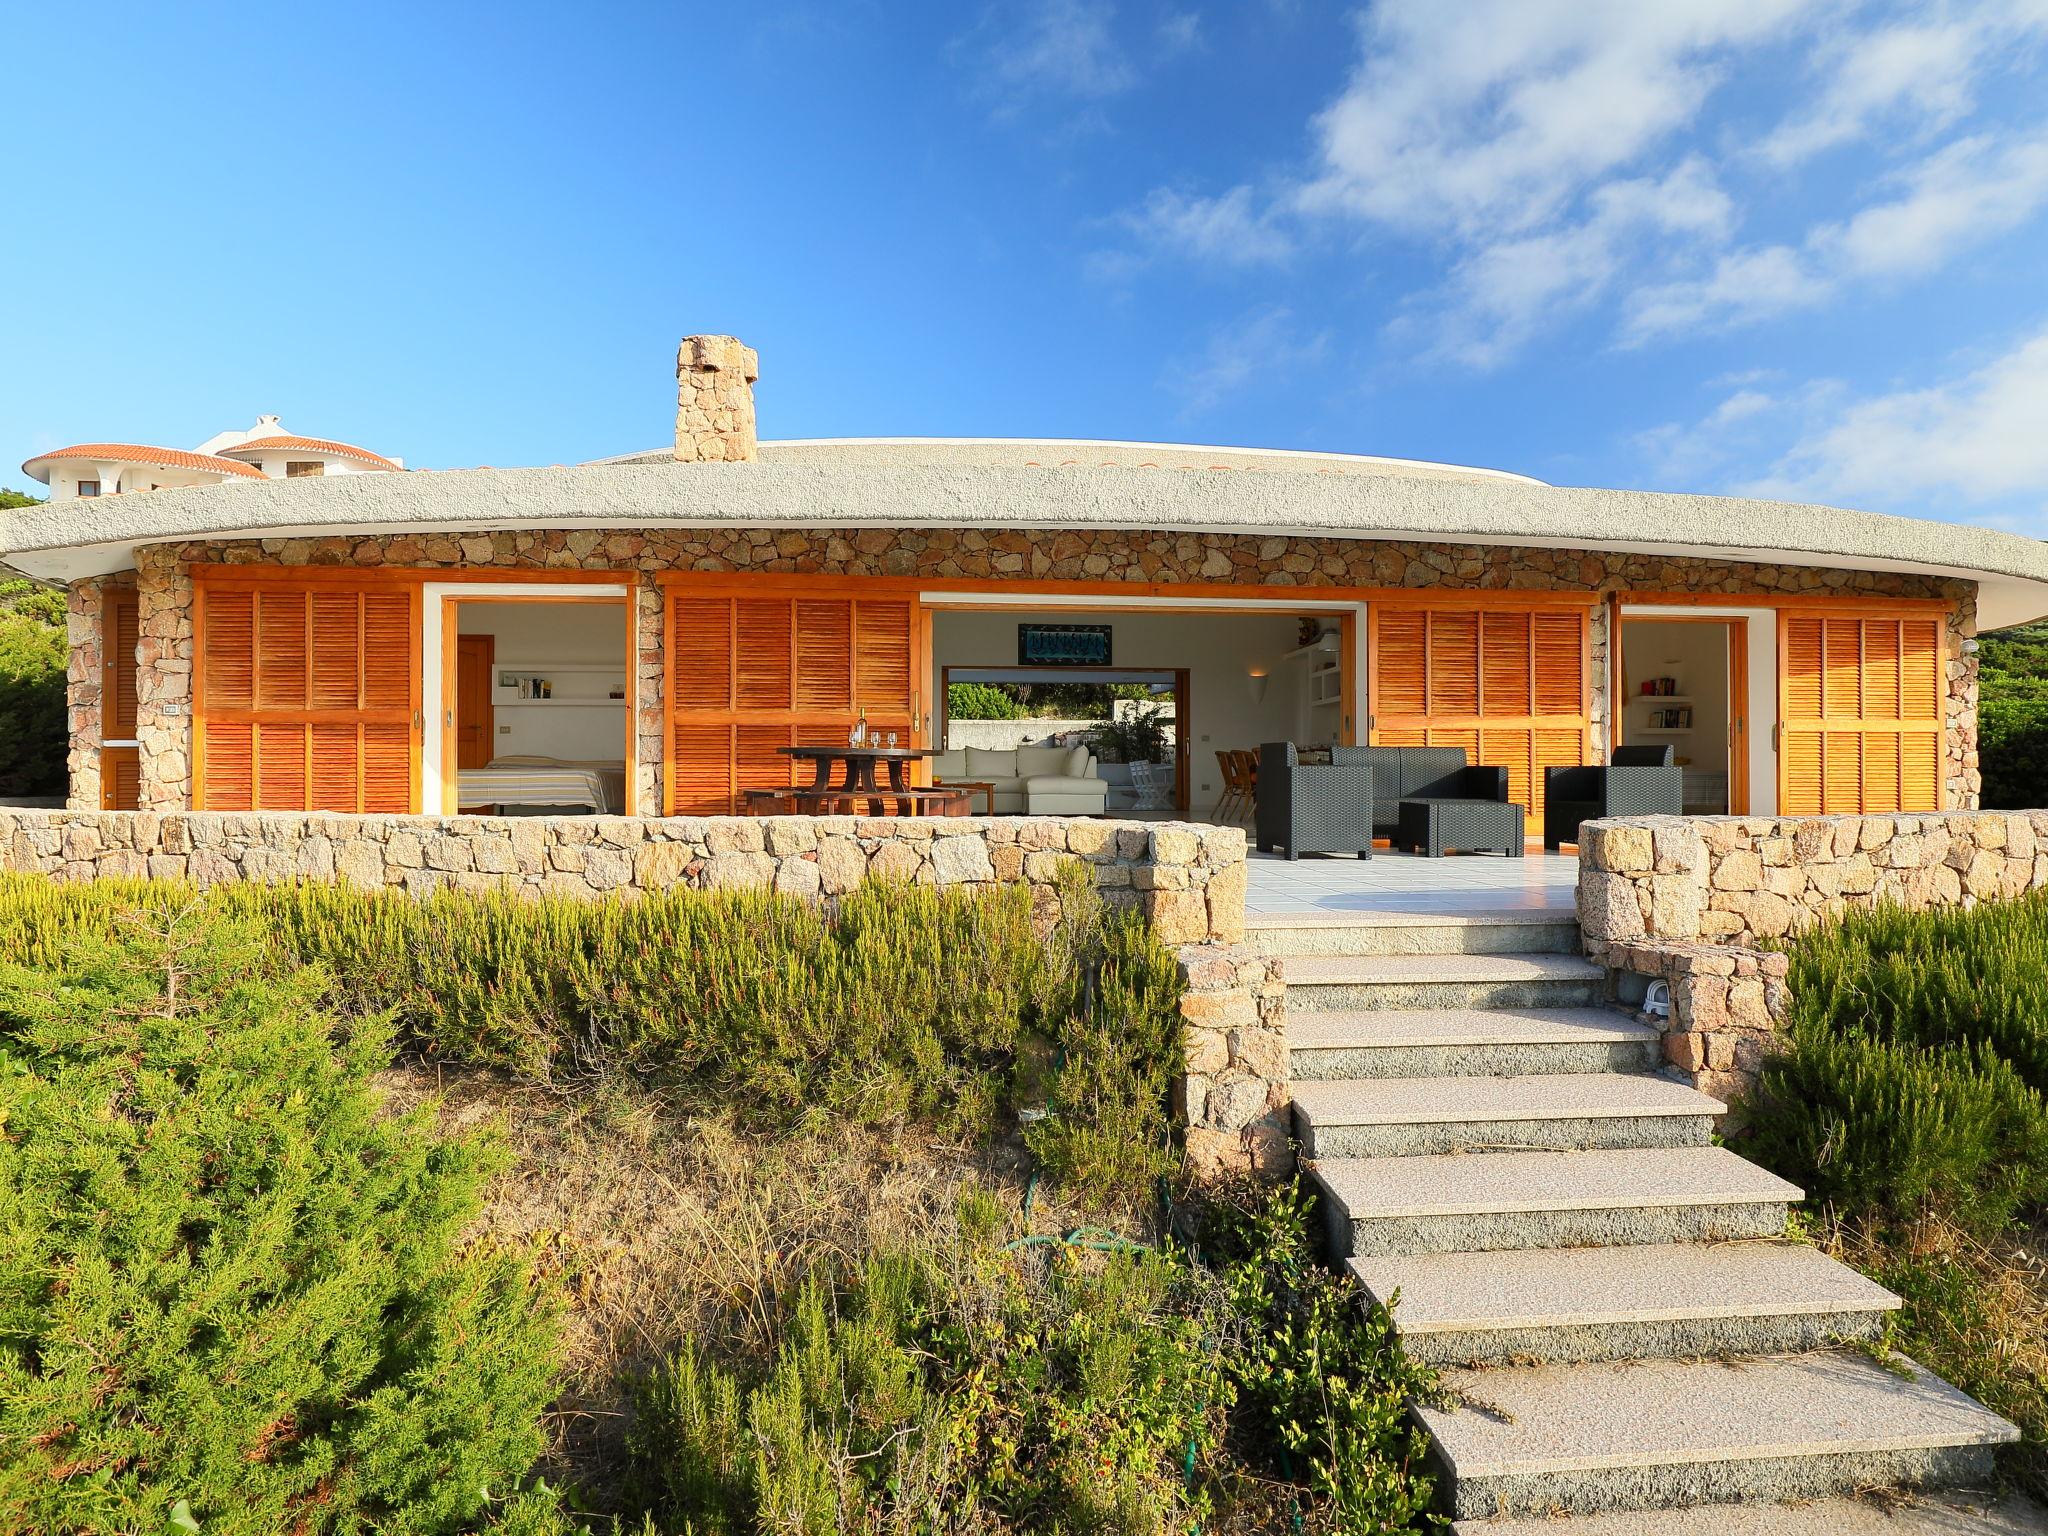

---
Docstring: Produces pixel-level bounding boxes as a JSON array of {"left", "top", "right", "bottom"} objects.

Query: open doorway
[
  {"left": 1616, "top": 616, "right": 1748, "bottom": 814},
  {"left": 445, "top": 596, "right": 632, "bottom": 815},
  {"left": 939, "top": 665, "right": 1189, "bottom": 813}
]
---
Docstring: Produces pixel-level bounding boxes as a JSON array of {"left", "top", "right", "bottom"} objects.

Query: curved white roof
[{"left": 3, "top": 439, "right": 2045, "bottom": 628}]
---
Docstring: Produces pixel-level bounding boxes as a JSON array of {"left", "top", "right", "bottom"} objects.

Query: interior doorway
[{"left": 1616, "top": 616, "right": 1748, "bottom": 814}]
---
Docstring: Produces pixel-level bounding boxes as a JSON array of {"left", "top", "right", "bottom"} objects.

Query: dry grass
[
  {"left": 1826, "top": 1213, "right": 2048, "bottom": 1500},
  {"left": 378, "top": 1060, "right": 1149, "bottom": 1514}
]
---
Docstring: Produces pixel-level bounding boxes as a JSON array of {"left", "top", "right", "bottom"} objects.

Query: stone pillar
[
  {"left": 674, "top": 335, "right": 759, "bottom": 463},
  {"left": 1947, "top": 589, "right": 1980, "bottom": 809},
  {"left": 133, "top": 545, "right": 195, "bottom": 811},
  {"left": 65, "top": 579, "right": 108, "bottom": 810},
  {"left": 635, "top": 579, "right": 665, "bottom": 812}
]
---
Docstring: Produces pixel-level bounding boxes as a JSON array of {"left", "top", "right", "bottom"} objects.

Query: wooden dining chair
[
  {"left": 1214, "top": 750, "right": 1243, "bottom": 822},
  {"left": 1233, "top": 749, "right": 1259, "bottom": 823}
]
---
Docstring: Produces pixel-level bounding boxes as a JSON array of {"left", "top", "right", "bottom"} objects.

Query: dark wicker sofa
[
  {"left": 1350, "top": 746, "right": 1510, "bottom": 837},
  {"left": 1255, "top": 743, "right": 1376, "bottom": 860},
  {"left": 1542, "top": 744, "right": 1684, "bottom": 850}
]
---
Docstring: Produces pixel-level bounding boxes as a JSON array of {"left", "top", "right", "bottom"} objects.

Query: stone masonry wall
[
  {"left": 64, "top": 577, "right": 122, "bottom": 811},
  {"left": 117, "top": 526, "right": 1976, "bottom": 814},
  {"left": 1579, "top": 811, "right": 2048, "bottom": 1103},
  {"left": 1176, "top": 945, "right": 1289, "bottom": 1179},
  {"left": 0, "top": 808, "right": 1246, "bottom": 942}
]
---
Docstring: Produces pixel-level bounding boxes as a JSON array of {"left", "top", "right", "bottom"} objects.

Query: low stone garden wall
[{"left": 1578, "top": 811, "right": 2048, "bottom": 1103}]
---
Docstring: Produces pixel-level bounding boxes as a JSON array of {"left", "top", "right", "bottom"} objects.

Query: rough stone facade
[
  {"left": 1579, "top": 810, "right": 2048, "bottom": 1101},
  {"left": 0, "top": 808, "right": 1246, "bottom": 943},
  {"left": 675, "top": 335, "right": 759, "bottom": 463},
  {"left": 109, "top": 525, "right": 1978, "bottom": 816},
  {"left": 1176, "top": 945, "right": 1290, "bottom": 1178},
  {"left": 64, "top": 577, "right": 123, "bottom": 811}
]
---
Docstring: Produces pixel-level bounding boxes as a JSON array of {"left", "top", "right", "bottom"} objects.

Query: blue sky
[{"left": 6, "top": 1, "right": 2048, "bottom": 535}]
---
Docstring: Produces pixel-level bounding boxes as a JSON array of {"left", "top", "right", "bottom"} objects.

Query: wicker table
[{"left": 1395, "top": 797, "right": 1525, "bottom": 858}]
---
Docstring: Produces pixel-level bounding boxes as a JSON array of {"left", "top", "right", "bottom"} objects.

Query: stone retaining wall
[
  {"left": 1578, "top": 810, "right": 2048, "bottom": 1101},
  {"left": 0, "top": 809, "right": 1247, "bottom": 946},
  {"left": 1176, "top": 945, "right": 1289, "bottom": 1179}
]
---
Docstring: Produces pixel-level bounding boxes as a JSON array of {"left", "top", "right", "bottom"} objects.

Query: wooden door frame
[
  {"left": 936, "top": 663, "right": 1193, "bottom": 813},
  {"left": 436, "top": 592, "right": 634, "bottom": 816},
  {"left": 1614, "top": 612, "right": 1749, "bottom": 815}
]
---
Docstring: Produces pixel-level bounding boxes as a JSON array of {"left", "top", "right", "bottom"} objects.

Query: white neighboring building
[{"left": 22, "top": 416, "right": 402, "bottom": 501}]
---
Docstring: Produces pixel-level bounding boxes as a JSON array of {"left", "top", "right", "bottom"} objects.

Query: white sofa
[{"left": 933, "top": 744, "right": 1109, "bottom": 815}]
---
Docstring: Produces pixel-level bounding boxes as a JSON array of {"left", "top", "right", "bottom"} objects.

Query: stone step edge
[
  {"left": 1311, "top": 1148, "right": 1802, "bottom": 1219},
  {"left": 1345, "top": 1250, "right": 1900, "bottom": 1335},
  {"left": 1283, "top": 955, "right": 1607, "bottom": 983},
  {"left": 1288, "top": 1007, "right": 1656, "bottom": 1050},
  {"left": 1247, "top": 908, "right": 1581, "bottom": 929},
  {"left": 1294, "top": 1075, "right": 1722, "bottom": 1127}
]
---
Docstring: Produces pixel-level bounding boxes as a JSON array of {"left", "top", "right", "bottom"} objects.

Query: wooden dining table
[{"left": 778, "top": 745, "right": 944, "bottom": 815}]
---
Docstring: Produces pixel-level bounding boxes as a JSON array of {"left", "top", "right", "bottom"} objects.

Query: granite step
[
  {"left": 1290, "top": 1007, "right": 1661, "bottom": 1080},
  {"left": 1313, "top": 1146, "right": 1799, "bottom": 1258},
  {"left": 1294, "top": 1072, "right": 1722, "bottom": 1158},
  {"left": 1452, "top": 1486, "right": 2048, "bottom": 1534},
  {"left": 1351, "top": 1241, "right": 1899, "bottom": 1365},
  {"left": 1245, "top": 908, "right": 1582, "bottom": 958},
  {"left": 1282, "top": 953, "right": 1607, "bottom": 1013},
  {"left": 1420, "top": 1351, "right": 2020, "bottom": 1522}
]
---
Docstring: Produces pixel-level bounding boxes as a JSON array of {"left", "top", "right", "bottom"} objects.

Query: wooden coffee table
[{"left": 938, "top": 780, "right": 997, "bottom": 815}]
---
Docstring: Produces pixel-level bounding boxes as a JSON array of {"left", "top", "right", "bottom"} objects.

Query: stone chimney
[{"left": 675, "top": 335, "right": 759, "bottom": 462}]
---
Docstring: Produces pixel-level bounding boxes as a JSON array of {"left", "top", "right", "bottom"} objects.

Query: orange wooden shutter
[
  {"left": 100, "top": 587, "right": 140, "bottom": 810},
  {"left": 665, "top": 586, "right": 923, "bottom": 814},
  {"left": 1778, "top": 611, "right": 1943, "bottom": 814},
  {"left": 1372, "top": 602, "right": 1591, "bottom": 821},
  {"left": 195, "top": 580, "right": 420, "bottom": 813}
]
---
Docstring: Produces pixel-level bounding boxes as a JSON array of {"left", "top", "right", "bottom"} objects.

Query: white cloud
[
  {"left": 1156, "top": 10, "right": 1202, "bottom": 54},
  {"left": 1166, "top": 306, "right": 1327, "bottom": 415},
  {"left": 1623, "top": 125, "right": 2048, "bottom": 340},
  {"left": 1822, "top": 128, "right": 2048, "bottom": 276},
  {"left": 1117, "top": 185, "right": 1293, "bottom": 266},
  {"left": 1434, "top": 158, "right": 1735, "bottom": 365},
  {"left": 965, "top": 0, "right": 1133, "bottom": 117},
  {"left": 1750, "top": 322, "right": 2048, "bottom": 516},
  {"left": 1293, "top": 0, "right": 1812, "bottom": 238},
  {"left": 1760, "top": 1, "right": 2048, "bottom": 165},
  {"left": 1759, "top": 18, "right": 1985, "bottom": 165},
  {"left": 1622, "top": 243, "right": 1830, "bottom": 344}
]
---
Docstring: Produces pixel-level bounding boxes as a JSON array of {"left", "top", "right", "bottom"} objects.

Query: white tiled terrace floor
[{"left": 1242, "top": 846, "right": 1581, "bottom": 918}]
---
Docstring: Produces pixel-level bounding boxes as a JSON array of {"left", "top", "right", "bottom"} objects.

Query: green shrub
[
  {"left": 946, "top": 681, "right": 1027, "bottom": 720},
  {"left": 0, "top": 577, "right": 66, "bottom": 798},
  {"left": 1978, "top": 618, "right": 2048, "bottom": 811},
  {"left": 629, "top": 1178, "right": 1440, "bottom": 1534},
  {"left": 0, "top": 907, "right": 561, "bottom": 1535},
  {"left": 0, "top": 872, "right": 1187, "bottom": 1202},
  {"left": 1746, "top": 897, "right": 2048, "bottom": 1231}
]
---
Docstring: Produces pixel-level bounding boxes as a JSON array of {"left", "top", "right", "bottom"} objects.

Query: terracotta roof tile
[
  {"left": 22, "top": 444, "right": 266, "bottom": 480},
  {"left": 219, "top": 435, "right": 402, "bottom": 472}
]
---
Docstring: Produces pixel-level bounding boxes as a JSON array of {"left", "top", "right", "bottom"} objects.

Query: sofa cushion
[
  {"left": 1066, "top": 744, "right": 1092, "bottom": 778},
  {"left": 1015, "top": 744, "right": 1071, "bottom": 777},
  {"left": 964, "top": 747, "right": 1019, "bottom": 780},
  {"left": 931, "top": 750, "right": 968, "bottom": 781}
]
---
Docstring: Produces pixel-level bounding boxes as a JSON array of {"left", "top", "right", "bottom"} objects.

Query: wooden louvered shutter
[
  {"left": 664, "top": 585, "right": 923, "bottom": 814},
  {"left": 1778, "top": 611, "right": 1944, "bottom": 814},
  {"left": 195, "top": 580, "right": 420, "bottom": 813},
  {"left": 99, "top": 587, "right": 141, "bottom": 809},
  {"left": 1371, "top": 602, "right": 1591, "bottom": 822}
]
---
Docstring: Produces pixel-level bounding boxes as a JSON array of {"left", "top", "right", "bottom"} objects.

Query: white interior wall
[
  {"left": 932, "top": 609, "right": 1320, "bottom": 808},
  {"left": 455, "top": 602, "right": 631, "bottom": 763},
  {"left": 1621, "top": 606, "right": 1778, "bottom": 816},
  {"left": 1620, "top": 620, "right": 1729, "bottom": 811}
]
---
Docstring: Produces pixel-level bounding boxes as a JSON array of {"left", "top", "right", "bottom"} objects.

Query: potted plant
[{"left": 1087, "top": 703, "right": 1174, "bottom": 810}]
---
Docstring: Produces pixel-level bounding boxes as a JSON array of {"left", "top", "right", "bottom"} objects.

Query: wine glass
[{"left": 887, "top": 731, "right": 898, "bottom": 749}]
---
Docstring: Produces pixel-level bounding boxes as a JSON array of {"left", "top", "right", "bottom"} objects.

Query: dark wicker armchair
[
  {"left": 1543, "top": 744, "right": 1684, "bottom": 850},
  {"left": 1255, "top": 743, "right": 1376, "bottom": 860}
]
